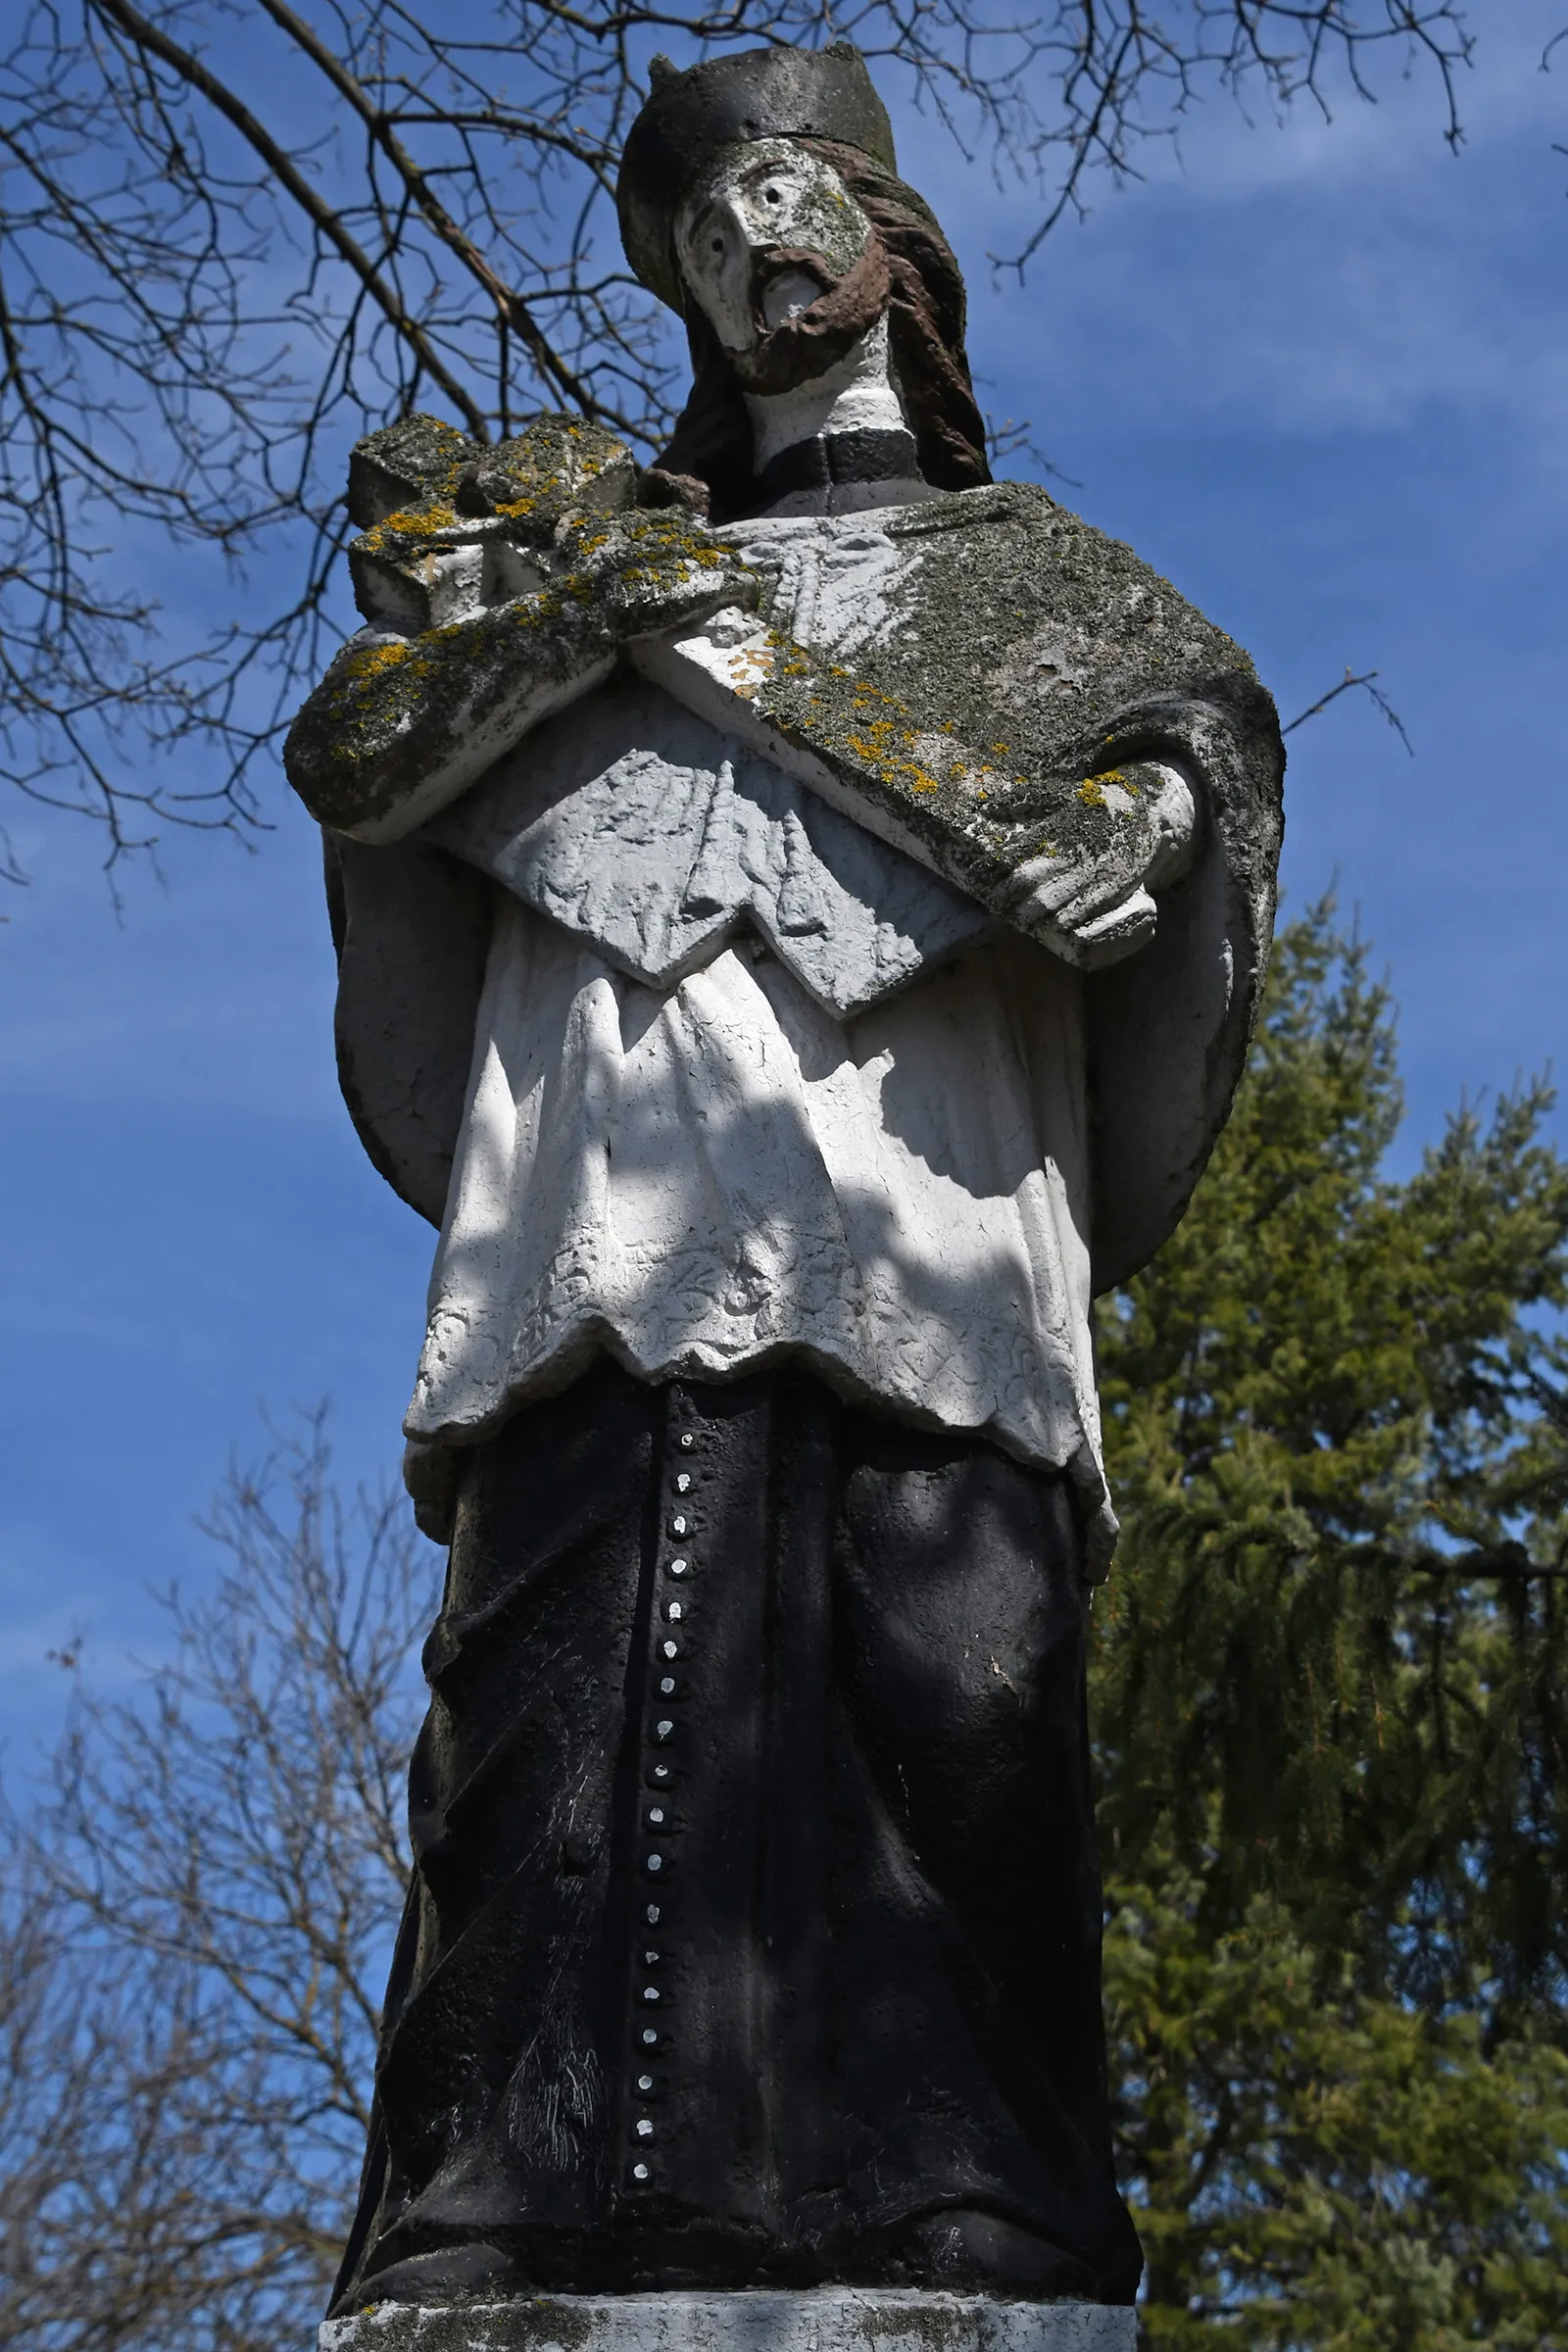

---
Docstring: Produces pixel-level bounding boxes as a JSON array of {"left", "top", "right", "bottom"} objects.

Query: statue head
[{"left": 616, "top": 44, "right": 991, "bottom": 519}]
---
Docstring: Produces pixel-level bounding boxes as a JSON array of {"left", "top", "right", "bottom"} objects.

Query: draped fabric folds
[{"left": 332, "top": 1360, "right": 1141, "bottom": 2316}]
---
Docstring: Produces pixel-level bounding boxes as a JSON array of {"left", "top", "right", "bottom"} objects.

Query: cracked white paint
[
  {"left": 431, "top": 679, "right": 990, "bottom": 1016},
  {"left": 717, "top": 508, "right": 918, "bottom": 657},
  {"left": 405, "top": 860, "right": 1118, "bottom": 1571}
]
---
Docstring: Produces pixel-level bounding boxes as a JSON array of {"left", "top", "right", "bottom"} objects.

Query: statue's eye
[
  {"left": 763, "top": 186, "right": 781, "bottom": 204},
  {"left": 710, "top": 235, "right": 724, "bottom": 255}
]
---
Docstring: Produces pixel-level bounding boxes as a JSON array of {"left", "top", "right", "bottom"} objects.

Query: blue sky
[{"left": 3, "top": 8, "right": 1565, "bottom": 1751}]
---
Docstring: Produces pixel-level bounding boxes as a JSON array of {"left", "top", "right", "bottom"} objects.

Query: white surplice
[{"left": 396, "top": 511, "right": 1119, "bottom": 1564}]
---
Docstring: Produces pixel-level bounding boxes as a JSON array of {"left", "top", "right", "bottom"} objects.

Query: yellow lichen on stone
[
  {"left": 1078, "top": 765, "right": 1133, "bottom": 809},
  {"left": 341, "top": 637, "right": 414, "bottom": 681},
  {"left": 358, "top": 498, "right": 464, "bottom": 557}
]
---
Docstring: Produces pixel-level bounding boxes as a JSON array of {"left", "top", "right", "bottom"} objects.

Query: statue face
[{"left": 674, "top": 140, "right": 873, "bottom": 355}]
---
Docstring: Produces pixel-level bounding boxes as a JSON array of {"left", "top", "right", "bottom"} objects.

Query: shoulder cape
[{"left": 324, "top": 476, "right": 1285, "bottom": 1294}]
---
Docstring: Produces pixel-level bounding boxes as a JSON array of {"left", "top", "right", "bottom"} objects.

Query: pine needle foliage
[{"left": 1093, "top": 900, "right": 1568, "bottom": 2345}]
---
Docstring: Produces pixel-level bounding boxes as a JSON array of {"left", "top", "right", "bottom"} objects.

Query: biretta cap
[{"left": 617, "top": 42, "right": 897, "bottom": 313}]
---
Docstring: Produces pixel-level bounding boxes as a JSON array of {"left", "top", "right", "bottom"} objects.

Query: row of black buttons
[{"left": 627, "top": 1414, "right": 700, "bottom": 2187}]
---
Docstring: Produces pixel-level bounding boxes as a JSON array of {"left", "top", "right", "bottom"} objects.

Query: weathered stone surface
[
  {"left": 629, "top": 487, "right": 1282, "bottom": 1287},
  {"left": 312, "top": 448, "right": 1281, "bottom": 1286},
  {"left": 644, "top": 481, "right": 1281, "bottom": 971},
  {"left": 348, "top": 411, "right": 636, "bottom": 535},
  {"left": 321, "top": 828, "right": 494, "bottom": 1227},
  {"left": 617, "top": 43, "right": 899, "bottom": 312},
  {"left": 299, "top": 428, "right": 1280, "bottom": 1008},
  {"left": 345, "top": 415, "right": 639, "bottom": 639},
  {"left": 285, "top": 504, "right": 756, "bottom": 843},
  {"left": 348, "top": 414, "right": 477, "bottom": 530},
  {"left": 291, "top": 40, "right": 1291, "bottom": 2309},
  {"left": 320, "top": 2292, "right": 1135, "bottom": 2352}
]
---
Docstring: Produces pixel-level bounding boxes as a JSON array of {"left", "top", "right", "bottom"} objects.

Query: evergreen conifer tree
[
  {"left": 4, "top": 904, "right": 1565, "bottom": 2348},
  {"left": 1095, "top": 903, "right": 1568, "bottom": 2346}
]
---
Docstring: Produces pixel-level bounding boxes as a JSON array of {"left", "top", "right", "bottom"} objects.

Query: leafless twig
[
  {"left": 1283, "top": 665, "right": 1414, "bottom": 755},
  {"left": 0, "top": 0, "right": 1470, "bottom": 876},
  {"left": 0, "top": 1417, "right": 439, "bottom": 2349}
]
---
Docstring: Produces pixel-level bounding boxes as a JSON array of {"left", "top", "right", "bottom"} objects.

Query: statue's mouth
[
  {"left": 734, "top": 237, "right": 891, "bottom": 396},
  {"left": 748, "top": 249, "right": 836, "bottom": 338}
]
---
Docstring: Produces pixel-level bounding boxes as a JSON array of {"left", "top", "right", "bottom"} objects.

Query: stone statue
[{"left": 286, "top": 42, "right": 1284, "bottom": 2352}]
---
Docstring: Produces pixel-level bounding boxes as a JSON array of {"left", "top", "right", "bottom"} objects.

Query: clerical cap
[{"left": 617, "top": 42, "right": 897, "bottom": 314}]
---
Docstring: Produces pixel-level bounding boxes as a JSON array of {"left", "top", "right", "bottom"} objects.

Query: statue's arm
[
  {"left": 285, "top": 599, "right": 606, "bottom": 843},
  {"left": 636, "top": 610, "right": 1204, "bottom": 974},
  {"left": 284, "top": 512, "right": 756, "bottom": 844}
]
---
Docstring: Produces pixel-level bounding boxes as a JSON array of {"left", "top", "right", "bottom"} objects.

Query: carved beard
[{"left": 726, "top": 234, "right": 893, "bottom": 397}]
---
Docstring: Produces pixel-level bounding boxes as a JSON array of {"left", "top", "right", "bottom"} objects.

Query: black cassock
[{"left": 330, "top": 1358, "right": 1143, "bottom": 2314}]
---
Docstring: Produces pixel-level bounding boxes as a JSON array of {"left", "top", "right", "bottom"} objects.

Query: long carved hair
[{"left": 642, "top": 138, "right": 992, "bottom": 522}]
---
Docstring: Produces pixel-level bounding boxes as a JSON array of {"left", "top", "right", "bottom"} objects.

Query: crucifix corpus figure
[{"left": 287, "top": 42, "right": 1284, "bottom": 2352}]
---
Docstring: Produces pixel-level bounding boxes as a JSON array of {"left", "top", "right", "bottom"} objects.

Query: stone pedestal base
[{"left": 319, "top": 2290, "right": 1135, "bottom": 2352}]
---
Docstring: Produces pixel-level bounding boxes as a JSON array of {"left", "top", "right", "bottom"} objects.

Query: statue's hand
[
  {"left": 998, "top": 763, "right": 1196, "bottom": 970},
  {"left": 552, "top": 509, "right": 758, "bottom": 647}
]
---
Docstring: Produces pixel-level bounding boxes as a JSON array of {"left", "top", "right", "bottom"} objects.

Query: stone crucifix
[{"left": 285, "top": 41, "right": 1284, "bottom": 2352}]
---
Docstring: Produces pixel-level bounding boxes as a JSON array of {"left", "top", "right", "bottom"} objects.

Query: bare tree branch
[
  {"left": 88, "top": 0, "right": 492, "bottom": 436},
  {"left": 1283, "top": 663, "right": 1414, "bottom": 755},
  {"left": 0, "top": 0, "right": 1474, "bottom": 876},
  {"left": 0, "top": 1418, "right": 438, "bottom": 2348},
  {"left": 251, "top": 0, "right": 606, "bottom": 417}
]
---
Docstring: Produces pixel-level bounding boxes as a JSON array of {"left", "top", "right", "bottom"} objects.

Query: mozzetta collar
[{"left": 750, "top": 426, "right": 921, "bottom": 512}]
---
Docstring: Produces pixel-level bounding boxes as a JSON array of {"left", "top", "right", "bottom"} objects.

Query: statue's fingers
[
  {"left": 1007, "top": 874, "right": 1158, "bottom": 968},
  {"left": 1069, "top": 889, "right": 1159, "bottom": 969},
  {"left": 1001, "top": 873, "right": 1094, "bottom": 963},
  {"left": 614, "top": 568, "right": 747, "bottom": 641},
  {"left": 997, "top": 854, "right": 1086, "bottom": 921},
  {"left": 1042, "top": 858, "right": 1146, "bottom": 930},
  {"left": 1009, "top": 904, "right": 1093, "bottom": 967},
  {"left": 1052, "top": 882, "right": 1127, "bottom": 930}
]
